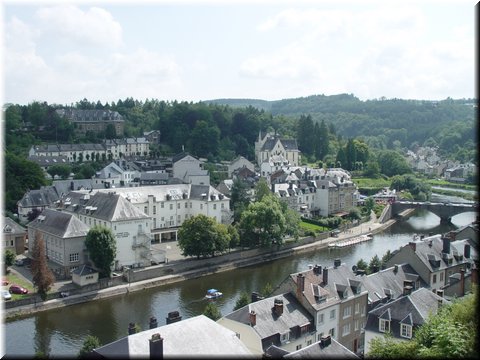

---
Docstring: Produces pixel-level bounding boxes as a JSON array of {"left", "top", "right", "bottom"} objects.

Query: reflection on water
[{"left": 3, "top": 208, "right": 477, "bottom": 357}]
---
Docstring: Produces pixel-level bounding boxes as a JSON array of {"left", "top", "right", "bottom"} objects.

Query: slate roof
[
  {"left": 3, "top": 217, "right": 26, "bottom": 234},
  {"left": 93, "top": 315, "right": 252, "bottom": 358},
  {"left": 62, "top": 191, "right": 149, "bottom": 222},
  {"left": 290, "top": 263, "right": 363, "bottom": 311},
  {"left": 56, "top": 109, "right": 124, "bottom": 122},
  {"left": 52, "top": 179, "right": 100, "bottom": 196},
  {"left": 364, "top": 287, "right": 448, "bottom": 338},
  {"left": 283, "top": 338, "right": 359, "bottom": 358},
  {"left": 261, "top": 138, "right": 299, "bottom": 152},
  {"left": 95, "top": 162, "right": 125, "bottom": 178},
  {"left": 225, "top": 292, "right": 313, "bottom": 341},
  {"left": 17, "top": 187, "right": 61, "bottom": 208},
  {"left": 27, "top": 208, "right": 89, "bottom": 238},
  {"left": 72, "top": 265, "right": 97, "bottom": 276},
  {"left": 360, "top": 264, "right": 426, "bottom": 307}
]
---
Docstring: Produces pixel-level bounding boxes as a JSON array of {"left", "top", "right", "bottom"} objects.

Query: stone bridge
[{"left": 391, "top": 200, "right": 477, "bottom": 223}]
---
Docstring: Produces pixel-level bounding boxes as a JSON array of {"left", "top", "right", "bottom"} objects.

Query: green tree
[
  {"left": 233, "top": 291, "right": 250, "bottom": 311},
  {"left": 85, "top": 226, "right": 117, "bottom": 278},
  {"left": 376, "top": 150, "right": 411, "bottom": 177},
  {"left": 347, "top": 207, "right": 361, "bottom": 221},
  {"left": 364, "top": 197, "right": 375, "bottom": 214},
  {"left": 78, "top": 335, "right": 101, "bottom": 358},
  {"left": 230, "top": 178, "right": 250, "bottom": 223},
  {"left": 47, "top": 164, "right": 72, "bottom": 180},
  {"left": 238, "top": 195, "right": 287, "bottom": 248},
  {"left": 254, "top": 177, "right": 271, "bottom": 202},
  {"left": 4, "top": 249, "right": 16, "bottom": 271},
  {"left": 261, "top": 282, "right": 274, "bottom": 297},
  {"left": 368, "top": 254, "right": 381, "bottom": 274},
  {"left": 105, "top": 123, "right": 117, "bottom": 139},
  {"left": 178, "top": 214, "right": 230, "bottom": 259},
  {"left": 356, "top": 258, "right": 368, "bottom": 271},
  {"left": 203, "top": 302, "right": 222, "bottom": 321},
  {"left": 30, "top": 231, "right": 56, "bottom": 300}
]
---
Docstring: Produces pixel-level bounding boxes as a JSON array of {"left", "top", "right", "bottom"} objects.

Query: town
[{"left": 2, "top": 106, "right": 478, "bottom": 358}]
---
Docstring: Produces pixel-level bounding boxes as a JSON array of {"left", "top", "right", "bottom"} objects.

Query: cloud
[{"left": 35, "top": 5, "right": 123, "bottom": 49}]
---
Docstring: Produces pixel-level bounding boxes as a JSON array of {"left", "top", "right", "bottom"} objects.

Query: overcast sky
[{"left": 1, "top": 0, "right": 477, "bottom": 106}]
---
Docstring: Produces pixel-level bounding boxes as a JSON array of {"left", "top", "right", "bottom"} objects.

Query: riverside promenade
[{"left": 3, "top": 210, "right": 401, "bottom": 320}]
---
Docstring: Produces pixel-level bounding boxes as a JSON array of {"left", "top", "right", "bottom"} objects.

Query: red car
[{"left": 9, "top": 285, "right": 28, "bottom": 295}]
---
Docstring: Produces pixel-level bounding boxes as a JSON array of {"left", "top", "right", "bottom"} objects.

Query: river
[{"left": 2, "top": 199, "right": 477, "bottom": 357}]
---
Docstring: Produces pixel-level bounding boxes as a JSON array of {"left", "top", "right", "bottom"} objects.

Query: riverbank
[{"left": 3, "top": 211, "right": 402, "bottom": 320}]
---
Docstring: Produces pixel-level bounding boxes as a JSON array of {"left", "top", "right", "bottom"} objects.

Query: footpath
[{"left": 3, "top": 211, "right": 400, "bottom": 320}]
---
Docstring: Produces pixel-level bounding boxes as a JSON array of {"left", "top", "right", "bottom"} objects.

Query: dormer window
[
  {"left": 379, "top": 319, "right": 390, "bottom": 333},
  {"left": 400, "top": 324, "right": 412, "bottom": 339}
]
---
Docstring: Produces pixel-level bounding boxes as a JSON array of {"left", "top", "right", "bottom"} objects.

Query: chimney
[
  {"left": 471, "top": 265, "right": 478, "bottom": 285},
  {"left": 149, "top": 333, "right": 163, "bottom": 359},
  {"left": 334, "top": 259, "right": 341, "bottom": 268},
  {"left": 273, "top": 298, "right": 284, "bottom": 316},
  {"left": 409, "top": 242, "right": 416, "bottom": 252},
  {"left": 249, "top": 311, "right": 256, "bottom": 326},
  {"left": 313, "top": 265, "right": 322, "bottom": 275},
  {"left": 464, "top": 244, "right": 471, "bottom": 258},
  {"left": 393, "top": 264, "right": 398, "bottom": 274},
  {"left": 438, "top": 298, "right": 443, "bottom": 308},
  {"left": 128, "top": 322, "right": 136, "bottom": 335},
  {"left": 442, "top": 237, "right": 450, "bottom": 254},
  {"left": 166, "top": 311, "right": 182, "bottom": 324},
  {"left": 323, "top": 268, "right": 329, "bottom": 285},
  {"left": 436, "top": 289, "right": 444, "bottom": 298},
  {"left": 460, "top": 268, "right": 465, "bottom": 297},
  {"left": 403, "top": 280, "right": 413, "bottom": 296},
  {"left": 149, "top": 316, "right": 158, "bottom": 329},
  {"left": 297, "top": 274, "right": 305, "bottom": 298},
  {"left": 320, "top": 335, "right": 331, "bottom": 348}
]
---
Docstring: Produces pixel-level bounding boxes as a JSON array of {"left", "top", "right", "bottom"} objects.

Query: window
[
  {"left": 69, "top": 253, "right": 79, "bottom": 263},
  {"left": 379, "top": 319, "right": 390, "bottom": 333},
  {"left": 355, "top": 319, "right": 360, "bottom": 331},
  {"left": 177, "top": 203, "right": 180, "bottom": 209},
  {"left": 330, "top": 309, "right": 336, "bottom": 319},
  {"left": 161, "top": 202, "right": 164, "bottom": 208},
  {"left": 355, "top": 303, "right": 360, "bottom": 314},
  {"left": 329, "top": 328, "right": 335, "bottom": 338},
  {"left": 342, "top": 323, "right": 350, "bottom": 336},
  {"left": 185, "top": 202, "right": 188, "bottom": 208},
  {"left": 221, "top": 203, "right": 224, "bottom": 209},
  {"left": 307, "top": 340, "right": 312, "bottom": 346},
  {"left": 318, "top": 313, "right": 324, "bottom": 324},
  {"left": 432, "top": 274, "right": 437, "bottom": 283},
  {"left": 170, "top": 204, "right": 173, "bottom": 210},
  {"left": 281, "top": 333, "right": 289, "bottom": 342},
  {"left": 200, "top": 204, "right": 203, "bottom": 210},
  {"left": 440, "top": 272, "right": 444, "bottom": 282},
  {"left": 153, "top": 206, "right": 156, "bottom": 215},
  {"left": 296, "top": 345, "right": 302, "bottom": 351},
  {"left": 401, "top": 324, "right": 412, "bottom": 339},
  {"left": 213, "top": 204, "right": 217, "bottom": 210},
  {"left": 343, "top": 306, "right": 352, "bottom": 318},
  {"left": 144, "top": 206, "right": 148, "bottom": 214}
]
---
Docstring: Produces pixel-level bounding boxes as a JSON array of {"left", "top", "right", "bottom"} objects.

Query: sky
[{"left": 1, "top": 0, "right": 477, "bottom": 106}]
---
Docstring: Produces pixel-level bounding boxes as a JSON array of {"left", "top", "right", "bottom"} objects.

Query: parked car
[
  {"left": 1, "top": 290, "right": 12, "bottom": 301},
  {"left": 9, "top": 284, "right": 28, "bottom": 295}
]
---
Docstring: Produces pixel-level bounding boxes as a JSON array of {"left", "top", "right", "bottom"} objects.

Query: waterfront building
[
  {"left": 272, "top": 261, "right": 368, "bottom": 355},
  {"left": 92, "top": 315, "right": 253, "bottom": 358},
  {"left": 363, "top": 288, "right": 448, "bottom": 355},
  {"left": 26, "top": 208, "right": 90, "bottom": 279},
  {"left": 385, "top": 234, "right": 477, "bottom": 296},
  {"left": 218, "top": 292, "right": 315, "bottom": 354}
]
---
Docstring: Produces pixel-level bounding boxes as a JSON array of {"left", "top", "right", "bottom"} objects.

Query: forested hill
[{"left": 206, "top": 94, "right": 477, "bottom": 155}]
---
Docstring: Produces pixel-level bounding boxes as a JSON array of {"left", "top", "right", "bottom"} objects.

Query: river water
[{"left": 2, "top": 196, "right": 477, "bottom": 357}]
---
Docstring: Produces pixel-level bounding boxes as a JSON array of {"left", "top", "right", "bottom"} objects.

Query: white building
[
  {"left": 172, "top": 153, "right": 210, "bottom": 185},
  {"left": 93, "top": 162, "right": 139, "bottom": 188},
  {"left": 255, "top": 131, "right": 301, "bottom": 167}
]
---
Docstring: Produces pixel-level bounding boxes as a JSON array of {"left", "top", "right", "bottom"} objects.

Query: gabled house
[
  {"left": 385, "top": 234, "right": 477, "bottom": 296},
  {"left": 272, "top": 260, "right": 368, "bottom": 355},
  {"left": 27, "top": 155, "right": 70, "bottom": 178},
  {"left": 72, "top": 265, "right": 99, "bottom": 286},
  {"left": 26, "top": 208, "right": 90, "bottom": 279},
  {"left": 228, "top": 156, "right": 255, "bottom": 177},
  {"left": 56, "top": 108, "right": 124, "bottom": 136},
  {"left": 218, "top": 292, "right": 315, "bottom": 354},
  {"left": 60, "top": 191, "right": 153, "bottom": 270},
  {"left": 92, "top": 315, "right": 253, "bottom": 358},
  {"left": 3, "top": 217, "right": 27, "bottom": 255},
  {"left": 93, "top": 162, "right": 138, "bottom": 188},
  {"left": 17, "top": 186, "right": 62, "bottom": 223},
  {"left": 143, "top": 130, "right": 161, "bottom": 144},
  {"left": 172, "top": 152, "right": 210, "bottom": 185},
  {"left": 363, "top": 288, "right": 449, "bottom": 355}
]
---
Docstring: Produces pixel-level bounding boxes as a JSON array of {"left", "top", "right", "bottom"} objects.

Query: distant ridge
[{"left": 202, "top": 98, "right": 272, "bottom": 111}]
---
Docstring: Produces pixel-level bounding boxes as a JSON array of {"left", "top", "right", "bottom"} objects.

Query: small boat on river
[
  {"left": 329, "top": 234, "right": 373, "bottom": 249},
  {"left": 205, "top": 288, "right": 223, "bottom": 299}
]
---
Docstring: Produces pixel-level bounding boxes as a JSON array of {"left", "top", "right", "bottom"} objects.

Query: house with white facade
[
  {"left": 260, "top": 155, "right": 290, "bottom": 179},
  {"left": 92, "top": 162, "right": 139, "bottom": 188},
  {"left": 3, "top": 217, "right": 27, "bottom": 255},
  {"left": 59, "top": 191, "right": 153, "bottom": 270},
  {"left": 172, "top": 153, "right": 210, "bottom": 185},
  {"left": 27, "top": 208, "right": 90, "bottom": 279},
  {"left": 255, "top": 131, "right": 301, "bottom": 167}
]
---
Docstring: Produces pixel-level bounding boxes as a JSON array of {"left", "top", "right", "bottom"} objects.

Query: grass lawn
[
  {"left": 300, "top": 221, "right": 327, "bottom": 232},
  {"left": 3, "top": 269, "right": 34, "bottom": 300}
]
